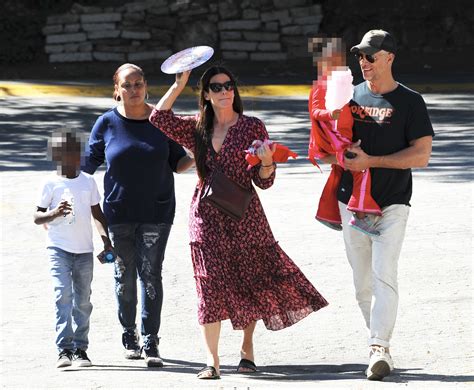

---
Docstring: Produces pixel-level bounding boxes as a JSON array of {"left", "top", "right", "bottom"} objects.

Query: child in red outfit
[{"left": 308, "top": 37, "right": 381, "bottom": 236}]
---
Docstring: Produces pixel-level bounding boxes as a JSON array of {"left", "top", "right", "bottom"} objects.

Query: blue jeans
[
  {"left": 108, "top": 223, "right": 172, "bottom": 341},
  {"left": 47, "top": 247, "right": 93, "bottom": 352}
]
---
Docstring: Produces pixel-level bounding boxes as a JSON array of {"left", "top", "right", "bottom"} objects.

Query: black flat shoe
[
  {"left": 197, "top": 365, "right": 220, "bottom": 379},
  {"left": 237, "top": 358, "right": 257, "bottom": 373}
]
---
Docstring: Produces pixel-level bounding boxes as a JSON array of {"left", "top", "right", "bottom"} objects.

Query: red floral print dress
[{"left": 150, "top": 109, "right": 328, "bottom": 330}]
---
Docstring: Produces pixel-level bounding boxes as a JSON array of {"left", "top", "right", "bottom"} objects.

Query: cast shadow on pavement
[
  {"left": 1, "top": 94, "right": 472, "bottom": 183},
  {"left": 387, "top": 368, "right": 474, "bottom": 383},
  {"left": 60, "top": 364, "right": 150, "bottom": 372},
  {"left": 158, "top": 359, "right": 367, "bottom": 380},
  {"left": 247, "top": 366, "right": 474, "bottom": 383},
  {"left": 164, "top": 360, "right": 473, "bottom": 384},
  {"left": 248, "top": 95, "right": 474, "bottom": 183},
  {"left": 59, "top": 359, "right": 474, "bottom": 383}
]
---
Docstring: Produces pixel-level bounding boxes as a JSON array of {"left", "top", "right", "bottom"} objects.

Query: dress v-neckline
[{"left": 211, "top": 115, "right": 241, "bottom": 155}]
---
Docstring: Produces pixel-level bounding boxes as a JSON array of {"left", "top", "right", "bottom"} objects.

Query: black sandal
[
  {"left": 197, "top": 365, "right": 220, "bottom": 379},
  {"left": 237, "top": 358, "right": 257, "bottom": 373}
]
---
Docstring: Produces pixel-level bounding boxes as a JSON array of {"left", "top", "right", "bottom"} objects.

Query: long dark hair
[{"left": 195, "top": 65, "right": 243, "bottom": 182}]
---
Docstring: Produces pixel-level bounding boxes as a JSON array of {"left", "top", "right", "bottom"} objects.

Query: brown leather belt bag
[{"left": 201, "top": 169, "right": 254, "bottom": 221}]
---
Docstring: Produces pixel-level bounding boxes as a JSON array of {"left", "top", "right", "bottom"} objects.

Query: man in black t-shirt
[{"left": 322, "top": 30, "right": 434, "bottom": 381}]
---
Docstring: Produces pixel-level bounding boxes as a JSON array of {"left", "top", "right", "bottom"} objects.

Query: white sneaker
[{"left": 366, "top": 346, "right": 394, "bottom": 381}]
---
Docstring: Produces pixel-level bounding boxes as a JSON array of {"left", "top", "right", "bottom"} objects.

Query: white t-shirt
[{"left": 37, "top": 172, "right": 101, "bottom": 253}]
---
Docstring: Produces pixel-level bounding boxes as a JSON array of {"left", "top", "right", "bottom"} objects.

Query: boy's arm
[
  {"left": 91, "top": 204, "right": 112, "bottom": 250},
  {"left": 33, "top": 202, "right": 70, "bottom": 225},
  {"left": 176, "top": 154, "right": 195, "bottom": 173}
]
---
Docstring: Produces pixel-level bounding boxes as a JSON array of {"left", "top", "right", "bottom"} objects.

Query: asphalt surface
[{"left": 0, "top": 87, "right": 473, "bottom": 389}]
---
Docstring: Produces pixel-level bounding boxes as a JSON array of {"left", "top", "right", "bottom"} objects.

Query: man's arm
[{"left": 344, "top": 136, "right": 433, "bottom": 171}]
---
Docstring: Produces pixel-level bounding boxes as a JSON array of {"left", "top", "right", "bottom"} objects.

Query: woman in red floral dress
[{"left": 149, "top": 65, "right": 328, "bottom": 379}]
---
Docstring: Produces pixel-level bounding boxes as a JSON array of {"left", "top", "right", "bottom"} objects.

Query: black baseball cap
[{"left": 350, "top": 30, "right": 397, "bottom": 55}]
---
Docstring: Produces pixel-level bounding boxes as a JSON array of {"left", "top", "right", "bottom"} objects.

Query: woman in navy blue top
[{"left": 84, "top": 63, "right": 194, "bottom": 367}]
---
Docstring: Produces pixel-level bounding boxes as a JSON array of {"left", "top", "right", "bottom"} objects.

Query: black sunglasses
[
  {"left": 355, "top": 52, "right": 376, "bottom": 63},
  {"left": 209, "top": 81, "right": 235, "bottom": 93}
]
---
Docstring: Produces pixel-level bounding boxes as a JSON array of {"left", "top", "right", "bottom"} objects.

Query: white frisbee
[{"left": 160, "top": 46, "right": 214, "bottom": 74}]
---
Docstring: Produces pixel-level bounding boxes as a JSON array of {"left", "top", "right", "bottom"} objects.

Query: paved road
[{"left": 1, "top": 92, "right": 473, "bottom": 389}]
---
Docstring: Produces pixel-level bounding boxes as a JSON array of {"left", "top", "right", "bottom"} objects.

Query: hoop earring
[{"left": 146, "top": 92, "right": 149, "bottom": 100}]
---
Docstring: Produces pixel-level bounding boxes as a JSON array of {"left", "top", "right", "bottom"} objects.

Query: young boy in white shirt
[{"left": 34, "top": 128, "right": 113, "bottom": 368}]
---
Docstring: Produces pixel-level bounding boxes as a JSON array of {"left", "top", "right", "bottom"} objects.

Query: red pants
[{"left": 316, "top": 165, "right": 382, "bottom": 224}]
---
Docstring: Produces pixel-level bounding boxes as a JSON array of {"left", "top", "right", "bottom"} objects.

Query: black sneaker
[
  {"left": 72, "top": 348, "right": 92, "bottom": 367},
  {"left": 142, "top": 337, "right": 163, "bottom": 367},
  {"left": 122, "top": 329, "right": 141, "bottom": 359},
  {"left": 56, "top": 349, "right": 73, "bottom": 368}
]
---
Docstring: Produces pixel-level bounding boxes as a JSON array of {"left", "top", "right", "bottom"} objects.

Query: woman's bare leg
[
  {"left": 239, "top": 321, "right": 256, "bottom": 372},
  {"left": 199, "top": 321, "right": 221, "bottom": 377}
]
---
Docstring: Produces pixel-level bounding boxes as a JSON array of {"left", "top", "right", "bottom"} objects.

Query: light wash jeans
[
  {"left": 108, "top": 223, "right": 171, "bottom": 343},
  {"left": 47, "top": 247, "right": 93, "bottom": 352},
  {"left": 339, "top": 202, "right": 410, "bottom": 348}
]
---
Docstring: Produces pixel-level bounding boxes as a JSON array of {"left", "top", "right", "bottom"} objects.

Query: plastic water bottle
[
  {"left": 103, "top": 250, "right": 116, "bottom": 263},
  {"left": 61, "top": 188, "right": 75, "bottom": 225},
  {"left": 97, "top": 249, "right": 116, "bottom": 264}
]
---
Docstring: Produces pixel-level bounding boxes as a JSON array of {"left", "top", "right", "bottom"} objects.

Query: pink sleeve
[{"left": 149, "top": 109, "right": 197, "bottom": 152}]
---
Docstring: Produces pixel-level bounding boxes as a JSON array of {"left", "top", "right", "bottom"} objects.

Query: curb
[
  {"left": 1, "top": 81, "right": 472, "bottom": 98},
  {"left": 0, "top": 82, "right": 311, "bottom": 98}
]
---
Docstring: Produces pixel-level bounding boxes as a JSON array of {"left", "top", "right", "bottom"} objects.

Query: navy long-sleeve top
[{"left": 83, "top": 107, "right": 186, "bottom": 225}]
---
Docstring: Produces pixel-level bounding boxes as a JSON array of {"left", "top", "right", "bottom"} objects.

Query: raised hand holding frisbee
[{"left": 160, "top": 46, "right": 214, "bottom": 74}]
